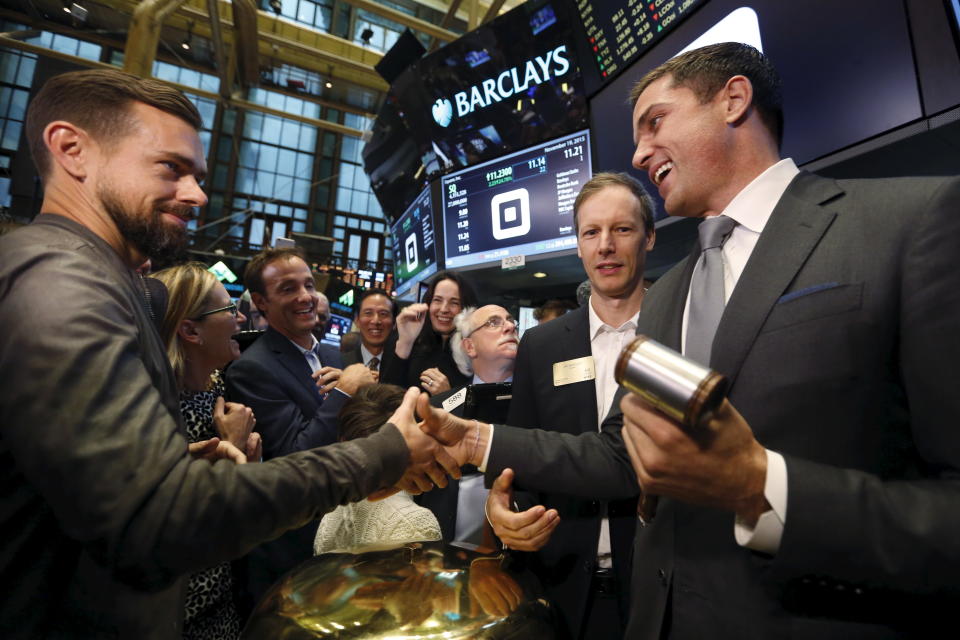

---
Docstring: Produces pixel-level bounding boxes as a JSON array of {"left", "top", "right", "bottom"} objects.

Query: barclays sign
[{"left": 430, "top": 44, "right": 571, "bottom": 127}]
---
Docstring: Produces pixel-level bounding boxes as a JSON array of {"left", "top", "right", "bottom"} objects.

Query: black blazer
[
  {"left": 341, "top": 341, "right": 392, "bottom": 372},
  {"left": 224, "top": 327, "right": 348, "bottom": 606},
  {"left": 225, "top": 326, "right": 346, "bottom": 459},
  {"left": 505, "top": 305, "right": 636, "bottom": 638},
  {"left": 487, "top": 173, "right": 960, "bottom": 638},
  {"left": 380, "top": 327, "right": 470, "bottom": 392}
]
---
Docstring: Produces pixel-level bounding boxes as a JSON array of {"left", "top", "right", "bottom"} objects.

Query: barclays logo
[
  {"left": 432, "top": 98, "right": 453, "bottom": 127},
  {"left": 428, "top": 44, "right": 571, "bottom": 128}
]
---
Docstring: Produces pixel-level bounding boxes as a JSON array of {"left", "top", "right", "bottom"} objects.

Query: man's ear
[
  {"left": 721, "top": 75, "right": 753, "bottom": 126},
  {"left": 177, "top": 318, "right": 203, "bottom": 345},
  {"left": 645, "top": 227, "right": 656, "bottom": 252},
  {"left": 251, "top": 292, "right": 267, "bottom": 317},
  {"left": 44, "top": 120, "right": 92, "bottom": 180},
  {"left": 463, "top": 337, "right": 478, "bottom": 359}
]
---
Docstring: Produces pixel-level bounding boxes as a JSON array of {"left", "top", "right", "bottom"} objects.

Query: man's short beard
[{"left": 100, "top": 185, "right": 189, "bottom": 266}]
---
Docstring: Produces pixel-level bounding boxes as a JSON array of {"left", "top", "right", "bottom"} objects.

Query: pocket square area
[{"left": 777, "top": 282, "right": 841, "bottom": 304}]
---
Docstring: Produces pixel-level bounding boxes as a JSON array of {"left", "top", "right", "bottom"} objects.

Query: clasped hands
[{"left": 370, "top": 387, "right": 488, "bottom": 500}]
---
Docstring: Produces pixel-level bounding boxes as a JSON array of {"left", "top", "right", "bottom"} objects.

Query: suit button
[
  {"left": 658, "top": 569, "right": 667, "bottom": 586},
  {"left": 583, "top": 561, "right": 593, "bottom": 574}
]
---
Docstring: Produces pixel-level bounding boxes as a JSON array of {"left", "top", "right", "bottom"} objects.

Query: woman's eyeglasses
[{"left": 192, "top": 303, "right": 238, "bottom": 320}]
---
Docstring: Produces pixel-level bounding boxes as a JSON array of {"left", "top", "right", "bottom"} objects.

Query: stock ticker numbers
[
  {"left": 578, "top": 0, "right": 706, "bottom": 82},
  {"left": 441, "top": 130, "right": 590, "bottom": 269}
]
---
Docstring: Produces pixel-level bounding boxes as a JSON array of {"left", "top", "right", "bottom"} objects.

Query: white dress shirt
[
  {"left": 360, "top": 343, "right": 380, "bottom": 368},
  {"left": 454, "top": 374, "right": 512, "bottom": 544},
  {"left": 291, "top": 335, "right": 324, "bottom": 373},
  {"left": 680, "top": 158, "right": 799, "bottom": 554},
  {"left": 290, "top": 335, "right": 350, "bottom": 399},
  {"left": 588, "top": 297, "right": 640, "bottom": 568}
]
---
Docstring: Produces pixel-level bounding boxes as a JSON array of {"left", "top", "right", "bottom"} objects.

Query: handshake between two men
[{"left": 373, "top": 385, "right": 773, "bottom": 551}]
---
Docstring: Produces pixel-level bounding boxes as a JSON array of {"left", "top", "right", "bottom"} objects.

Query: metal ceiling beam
[
  {"left": 122, "top": 0, "right": 192, "bottom": 77},
  {"left": 399, "top": 0, "right": 519, "bottom": 24},
  {"left": 106, "top": 0, "right": 387, "bottom": 91},
  {"left": 182, "top": 1, "right": 388, "bottom": 90},
  {"left": 0, "top": 35, "right": 366, "bottom": 137},
  {"left": 481, "top": 0, "right": 508, "bottom": 24},
  {"left": 427, "top": 0, "right": 463, "bottom": 52},
  {"left": 229, "top": 0, "right": 260, "bottom": 87},
  {"left": 337, "top": 0, "right": 459, "bottom": 42},
  {"left": 204, "top": 0, "right": 232, "bottom": 97}
]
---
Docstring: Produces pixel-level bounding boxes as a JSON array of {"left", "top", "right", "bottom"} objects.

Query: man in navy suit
[
  {"left": 225, "top": 247, "right": 375, "bottom": 605},
  {"left": 226, "top": 247, "right": 374, "bottom": 459}
]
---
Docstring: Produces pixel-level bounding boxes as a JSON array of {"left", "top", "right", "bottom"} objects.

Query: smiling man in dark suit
[
  {"left": 342, "top": 288, "right": 396, "bottom": 372},
  {"left": 225, "top": 247, "right": 375, "bottom": 604},
  {"left": 226, "top": 247, "right": 374, "bottom": 459},
  {"left": 447, "top": 42, "right": 960, "bottom": 639}
]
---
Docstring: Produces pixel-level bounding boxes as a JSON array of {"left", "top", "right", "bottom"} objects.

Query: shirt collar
[
  {"left": 360, "top": 342, "right": 375, "bottom": 364},
  {"left": 588, "top": 295, "right": 639, "bottom": 340},
  {"left": 473, "top": 374, "right": 512, "bottom": 384},
  {"left": 719, "top": 158, "right": 799, "bottom": 234},
  {"left": 289, "top": 333, "right": 320, "bottom": 356}
]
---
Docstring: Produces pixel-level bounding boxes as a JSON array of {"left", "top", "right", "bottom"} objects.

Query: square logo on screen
[
  {"left": 405, "top": 234, "right": 419, "bottom": 271},
  {"left": 491, "top": 188, "right": 531, "bottom": 240}
]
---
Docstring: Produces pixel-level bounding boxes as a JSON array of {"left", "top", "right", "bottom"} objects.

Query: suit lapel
[
  {"left": 265, "top": 328, "right": 323, "bottom": 402},
  {"left": 562, "top": 305, "right": 599, "bottom": 430},
  {"left": 712, "top": 173, "right": 842, "bottom": 386}
]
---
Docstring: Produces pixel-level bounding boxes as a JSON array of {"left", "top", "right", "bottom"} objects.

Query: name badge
[
  {"left": 442, "top": 387, "right": 467, "bottom": 412},
  {"left": 553, "top": 356, "right": 596, "bottom": 386}
]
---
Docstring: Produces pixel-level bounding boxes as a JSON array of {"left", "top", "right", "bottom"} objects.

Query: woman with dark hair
[
  {"left": 314, "top": 384, "right": 441, "bottom": 554},
  {"left": 380, "top": 270, "right": 478, "bottom": 394}
]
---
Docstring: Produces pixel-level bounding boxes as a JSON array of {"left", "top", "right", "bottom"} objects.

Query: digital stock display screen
[
  {"left": 577, "top": 0, "right": 706, "bottom": 84},
  {"left": 441, "top": 129, "right": 591, "bottom": 269},
  {"left": 390, "top": 185, "right": 439, "bottom": 297}
]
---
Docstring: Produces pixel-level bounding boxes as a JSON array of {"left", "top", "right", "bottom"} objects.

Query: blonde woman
[{"left": 152, "top": 262, "right": 260, "bottom": 639}]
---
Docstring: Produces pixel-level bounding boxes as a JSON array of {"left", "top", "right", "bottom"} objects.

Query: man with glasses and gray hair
[{"left": 419, "top": 305, "right": 519, "bottom": 545}]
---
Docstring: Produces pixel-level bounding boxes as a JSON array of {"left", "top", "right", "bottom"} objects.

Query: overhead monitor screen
[
  {"left": 441, "top": 129, "right": 591, "bottom": 269},
  {"left": 392, "top": 0, "right": 586, "bottom": 177},
  {"left": 390, "top": 184, "right": 439, "bottom": 297},
  {"left": 576, "top": 0, "right": 708, "bottom": 88}
]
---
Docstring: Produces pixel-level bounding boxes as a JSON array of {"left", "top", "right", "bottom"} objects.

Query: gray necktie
[
  {"left": 367, "top": 356, "right": 380, "bottom": 371},
  {"left": 686, "top": 215, "right": 737, "bottom": 366}
]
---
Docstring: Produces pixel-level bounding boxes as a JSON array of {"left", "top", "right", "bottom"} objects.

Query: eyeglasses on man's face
[
  {"left": 192, "top": 303, "right": 238, "bottom": 320},
  {"left": 471, "top": 314, "right": 517, "bottom": 334}
]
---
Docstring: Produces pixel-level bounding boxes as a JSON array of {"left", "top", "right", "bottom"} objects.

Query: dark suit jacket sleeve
[
  {"left": 502, "top": 330, "right": 549, "bottom": 511},
  {"left": 767, "top": 176, "right": 960, "bottom": 595},
  {"left": 226, "top": 355, "right": 347, "bottom": 458},
  {"left": 506, "top": 329, "right": 537, "bottom": 429},
  {"left": 486, "top": 407, "right": 638, "bottom": 500}
]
